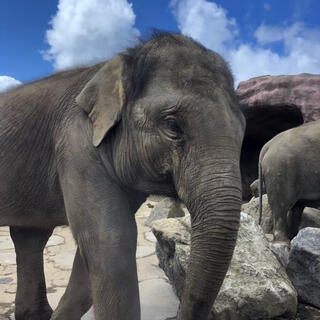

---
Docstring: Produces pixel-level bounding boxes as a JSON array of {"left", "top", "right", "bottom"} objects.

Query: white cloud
[
  {"left": 42, "top": 0, "right": 140, "bottom": 70},
  {"left": 170, "top": 0, "right": 237, "bottom": 55},
  {"left": 170, "top": 0, "right": 320, "bottom": 86},
  {"left": 0, "top": 76, "right": 22, "bottom": 93},
  {"left": 264, "top": 3, "right": 271, "bottom": 11}
]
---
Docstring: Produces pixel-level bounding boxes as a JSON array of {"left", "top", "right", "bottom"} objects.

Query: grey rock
[
  {"left": 297, "top": 303, "right": 320, "bottom": 320},
  {"left": 250, "top": 179, "right": 260, "bottom": 198},
  {"left": 153, "top": 212, "right": 297, "bottom": 320},
  {"left": 269, "top": 242, "right": 290, "bottom": 268},
  {"left": 145, "top": 198, "right": 185, "bottom": 228},
  {"left": 287, "top": 228, "right": 320, "bottom": 308},
  {"left": 242, "top": 195, "right": 273, "bottom": 234},
  {"left": 300, "top": 207, "right": 320, "bottom": 230}
]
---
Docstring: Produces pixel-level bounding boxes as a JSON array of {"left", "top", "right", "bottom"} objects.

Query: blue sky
[{"left": 1, "top": 0, "right": 320, "bottom": 91}]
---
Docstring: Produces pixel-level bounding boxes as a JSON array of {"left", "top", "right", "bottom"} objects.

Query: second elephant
[{"left": 258, "top": 119, "right": 320, "bottom": 243}]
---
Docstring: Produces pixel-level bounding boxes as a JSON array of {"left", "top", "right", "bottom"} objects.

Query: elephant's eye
[{"left": 164, "top": 117, "right": 184, "bottom": 140}]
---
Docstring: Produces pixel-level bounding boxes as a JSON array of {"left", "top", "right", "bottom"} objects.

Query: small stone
[
  {"left": 250, "top": 179, "right": 260, "bottom": 198},
  {"left": 0, "top": 277, "right": 13, "bottom": 284},
  {"left": 145, "top": 198, "right": 185, "bottom": 228},
  {"left": 145, "top": 231, "right": 157, "bottom": 243},
  {"left": 287, "top": 228, "right": 320, "bottom": 308},
  {"left": 136, "top": 246, "right": 155, "bottom": 259}
]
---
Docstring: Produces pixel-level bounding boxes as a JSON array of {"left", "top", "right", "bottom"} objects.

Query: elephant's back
[
  {"left": 0, "top": 63, "right": 103, "bottom": 227},
  {"left": 260, "top": 120, "right": 320, "bottom": 196}
]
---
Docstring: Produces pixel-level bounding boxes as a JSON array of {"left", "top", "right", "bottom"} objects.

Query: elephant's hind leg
[
  {"left": 287, "top": 203, "right": 304, "bottom": 240},
  {"left": 268, "top": 195, "right": 293, "bottom": 244},
  {"left": 51, "top": 248, "right": 92, "bottom": 320},
  {"left": 10, "top": 226, "right": 53, "bottom": 320}
]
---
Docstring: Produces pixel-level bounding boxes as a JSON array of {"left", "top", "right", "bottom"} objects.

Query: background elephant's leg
[
  {"left": 287, "top": 203, "right": 304, "bottom": 240},
  {"left": 51, "top": 248, "right": 92, "bottom": 320},
  {"left": 271, "top": 204, "right": 292, "bottom": 243},
  {"left": 10, "top": 226, "right": 53, "bottom": 320},
  {"left": 267, "top": 192, "right": 293, "bottom": 243}
]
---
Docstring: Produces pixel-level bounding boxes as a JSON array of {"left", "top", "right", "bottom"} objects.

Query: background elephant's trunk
[{"left": 177, "top": 153, "right": 242, "bottom": 320}]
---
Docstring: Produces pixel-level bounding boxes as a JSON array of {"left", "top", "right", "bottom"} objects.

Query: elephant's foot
[
  {"left": 15, "top": 303, "right": 52, "bottom": 320},
  {"left": 269, "top": 240, "right": 291, "bottom": 268},
  {"left": 273, "top": 229, "right": 290, "bottom": 244}
]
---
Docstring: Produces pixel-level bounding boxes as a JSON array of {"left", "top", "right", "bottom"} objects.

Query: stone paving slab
[{"left": 0, "top": 199, "right": 179, "bottom": 320}]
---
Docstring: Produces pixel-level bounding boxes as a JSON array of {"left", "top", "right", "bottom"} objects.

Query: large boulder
[
  {"left": 241, "top": 195, "right": 273, "bottom": 234},
  {"left": 287, "top": 228, "right": 320, "bottom": 308},
  {"left": 145, "top": 198, "right": 185, "bottom": 228},
  {"left": 237, "top": 74, "right": 320, "bottom": 122},
  {"left": 153, "top": 212, "right": 297, "bottom": 320},
  {"left": 300, "top": 207, "right": 320, "bottom": 230}
]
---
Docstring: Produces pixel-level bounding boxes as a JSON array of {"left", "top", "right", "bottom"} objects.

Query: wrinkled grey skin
[
  {"left": 0, "top": 33, "right": 245, "bottom": 320},
  {"left": 259, "top": 119, "right": 320, "bottom": 244}
]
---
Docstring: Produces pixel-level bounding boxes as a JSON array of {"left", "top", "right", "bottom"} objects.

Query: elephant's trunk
[{"left": 177, "top": 153, "right": 242, "bottom": 320}]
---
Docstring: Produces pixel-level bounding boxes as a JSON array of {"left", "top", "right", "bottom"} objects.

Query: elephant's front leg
[
  {"left": 10, "top": 226, "right": 53, "bottom": 320},
  {"left": 81, "top": 222, "right": 140, "bottom": 320},
  {"left": 58, "top": 161, "right": 140, "bottom": 320},
  {"left": 51, "top": 248, "right": 92, "bottom": 320}
]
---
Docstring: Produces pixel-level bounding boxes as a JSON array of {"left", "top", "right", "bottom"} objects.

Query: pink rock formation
[{"left": 237, "top": 73, "right": 320, "bottom": 122}]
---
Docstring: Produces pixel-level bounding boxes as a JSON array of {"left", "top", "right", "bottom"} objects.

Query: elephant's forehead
[{"left": 151, "top": 46, "right": 233, "bottom": 87}]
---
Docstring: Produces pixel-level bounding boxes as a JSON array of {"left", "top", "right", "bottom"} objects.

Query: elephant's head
[{"left": 77, "top": 32, "right": 245, "bottom": 320}]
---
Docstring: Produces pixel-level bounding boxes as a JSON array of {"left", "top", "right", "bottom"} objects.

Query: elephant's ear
[{"left": 76, "top": 55, "right": 127, "bottom": 147}]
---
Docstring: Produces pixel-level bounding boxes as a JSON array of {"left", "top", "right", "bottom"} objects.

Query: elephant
[
  {"left": 0, "top": 32, "right": 245, "bottom": 320},
  {"left": 258, "top": 119, "right": 320, "bottom": 244}
]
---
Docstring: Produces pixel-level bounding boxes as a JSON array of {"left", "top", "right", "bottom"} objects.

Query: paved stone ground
[{"left": 0, "top": 197, "right": 179, "bottom": 320}]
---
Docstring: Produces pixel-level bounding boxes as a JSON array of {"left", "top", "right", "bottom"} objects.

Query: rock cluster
[
  {"left": 153, "top": 212, "right": 297, "bottom": 320},
  {"left": 244, "top": 197, "right": 320, "bottom": 315},
  {"left": 151, "top": 194, "right": 320, "bottom": 320}
]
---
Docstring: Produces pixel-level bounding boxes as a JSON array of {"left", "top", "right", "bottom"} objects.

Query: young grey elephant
[
  {"left": 0, "top": 33, "right": 245, "bottom": 320},
  {"left": 259, "top": 119, "right": 320, "bottom": 244}
]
